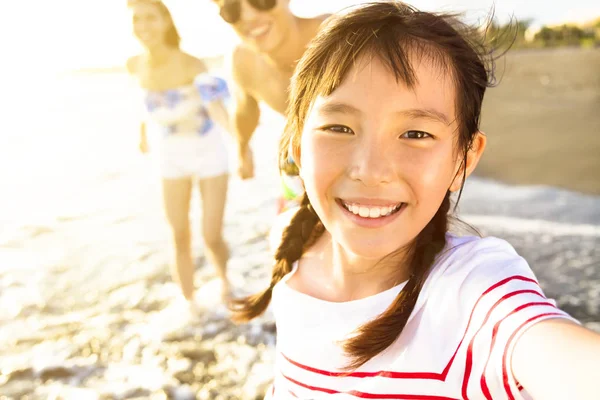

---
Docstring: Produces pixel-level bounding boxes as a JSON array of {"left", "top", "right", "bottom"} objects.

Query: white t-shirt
[{"left": 268, "top": 234, "right": 575, "bottom": 399}]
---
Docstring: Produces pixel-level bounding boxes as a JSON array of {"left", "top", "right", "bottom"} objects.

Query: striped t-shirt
[{"left": 268, "top": 234, "right": 574, "bottom": 399}]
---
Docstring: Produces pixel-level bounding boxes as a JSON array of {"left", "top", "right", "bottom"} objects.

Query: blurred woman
[{"left": 126, "top": 0, "right": 231, "bottom": 305}]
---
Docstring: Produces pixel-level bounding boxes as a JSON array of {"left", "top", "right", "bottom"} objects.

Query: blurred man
[{"left": 214, "top": 0, "right": 329, "bottom": 210}]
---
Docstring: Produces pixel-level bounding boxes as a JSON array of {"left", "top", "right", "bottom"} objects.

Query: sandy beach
[
  {"left": 478, "top": 47, "right": 600, "bottom": 194},
  {"left": 0, "top": 47, "right": 599, "bottom": 399}
]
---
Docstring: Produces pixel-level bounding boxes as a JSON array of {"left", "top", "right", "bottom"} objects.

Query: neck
[
  {"left": 263, "top": 15, "right": 306, "bottom": 72},
  {"left": 144, "top": 44, "right": 174, "bottom": 67},
  {"left": 323, "top": 234, "right": 412, "bottom": 301}
]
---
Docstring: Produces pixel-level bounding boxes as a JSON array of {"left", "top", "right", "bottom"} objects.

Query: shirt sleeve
[
  {"left": 455, "top": 237, "right": 577, "bottom": 400},
  {"left": 194, "top": 73, "right": 230, "bottom": 103}
]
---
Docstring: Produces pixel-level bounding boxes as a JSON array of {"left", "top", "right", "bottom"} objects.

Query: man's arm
[
  {"left": 231, "top": 84, "right": 260, "bottom": 153},
  {"left": 228, "top": 47, "right": 261, "bottom": 179},
  {"left": 230, "top": 87, "right": 259, "bottom": 179},
  {"left": 229, "top": 45, "right": 261, "bottom": 153}
]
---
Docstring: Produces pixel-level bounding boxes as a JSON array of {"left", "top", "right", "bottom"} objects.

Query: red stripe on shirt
[
  {"left": 281, "top": 353, "right": 440, "bottom": 379},
  {"left": 461, "top": 289, "right": 545, "bottom": 399},
  {"left": 282, "top": 372, "right": 459, "bottom": 399},
  {"left": 281, "top": 275, "right": 541, "bottom": 383}
]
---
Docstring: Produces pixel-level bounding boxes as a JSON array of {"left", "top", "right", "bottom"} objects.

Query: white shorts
[{"left": 151, "top": 128, "right": 229, "bottom": 179}]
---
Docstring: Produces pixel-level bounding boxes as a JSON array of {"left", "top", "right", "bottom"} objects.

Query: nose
[
  {"left": 239, "top": 0, "right": 260, "bottom": 22},
  {"left": 348, "top": 133, "right": 394, "bottom": 186}
]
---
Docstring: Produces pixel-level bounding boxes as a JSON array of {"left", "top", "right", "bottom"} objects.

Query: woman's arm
[
  {"left": 138, "top": 121, "right": 148, "bottom": 153},
  {"left": 512, "top": 318, "right": 600, "bottom": 399},
  {"left": 188, "top": 55, "right": 233, "bottom": 133},
  {"left": 126, "top": 55, "right": 149, "bottom": 154},
  {"left": 205, "top": 99, "right": 231, "bottom": 133}
]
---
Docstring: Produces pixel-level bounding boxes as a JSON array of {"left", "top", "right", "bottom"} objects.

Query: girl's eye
[
  {"left": 401, "top": 130, "right": 432, "bottom": 139},
  {"left": 322, "top": 125, "right": 354, "bottom": 134}
]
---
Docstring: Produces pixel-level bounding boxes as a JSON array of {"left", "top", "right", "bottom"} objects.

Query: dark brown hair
[
  {"left": 231, "top": 1, "right": 498, "bottom": 370},
  {"left": 128, "top": 0, "right": 181, "bottom": 48}
]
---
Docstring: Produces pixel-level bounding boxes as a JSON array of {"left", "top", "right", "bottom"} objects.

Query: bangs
[{"left": 312, "top": 34, "right": 455, "bottom": 101}]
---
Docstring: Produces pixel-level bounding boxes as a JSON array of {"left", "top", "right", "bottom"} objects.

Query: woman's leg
[
  {"left": 198, "top": 173, "right": 230, "bottom": 301},
  {"left": 162, "top": 177, "right": 195, "bottom": 300}
]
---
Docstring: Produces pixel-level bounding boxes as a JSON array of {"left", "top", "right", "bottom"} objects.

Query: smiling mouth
[
  {"left": 245, "top": 23, "right": 271, "bottom": 39},
  {"left": 337, "top": 199, "right": 405, "bottom": 219}
]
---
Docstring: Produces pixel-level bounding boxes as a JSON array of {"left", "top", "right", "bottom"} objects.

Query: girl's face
[
  {"left": 299, "top": 55, "right": 484, "bottom": 261},
  {"left": 131, "top": 3, "right": 170, "bottom": 48}
]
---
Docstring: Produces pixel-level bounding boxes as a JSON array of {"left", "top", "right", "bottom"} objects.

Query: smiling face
[
  {"left": 299, "top": 55, "right": 481, "bottom": 261},
  {"left": 217, "top": 0, "right": 292, "bottom": 53},
  {"left": 131, "top": 3, "right": 172, "bottom": 48}
]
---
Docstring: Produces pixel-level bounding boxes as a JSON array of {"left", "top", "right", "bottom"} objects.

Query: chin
[
  {"left": 139, "top": 38, "right": 161, "bottom": 48},
  {"left": 252, "top": 38, "right": 278, "bottom": 53},
  {"left": 336, "top": 232, "right": 406, "bottom": 262},
  {"left": 254, "top": 28, "right": 285, "bottom": 53}
]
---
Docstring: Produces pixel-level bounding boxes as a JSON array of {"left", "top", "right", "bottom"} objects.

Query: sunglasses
[{"left": 219, "top": 0, "right": 277, "bottom": 24}]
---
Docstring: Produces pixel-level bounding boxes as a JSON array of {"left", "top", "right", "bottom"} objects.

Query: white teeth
[
  {"left": 369, "top": 208, "right": 380, "bottom": 218},
  {"left": 342, "top": 202, "right": 402, "bottom": 219},
  {"left": 249, "top": 25, "right": 270, "bottom": 37}
]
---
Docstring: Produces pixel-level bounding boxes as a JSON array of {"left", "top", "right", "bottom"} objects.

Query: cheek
[
  {"left": 132, "top": 19, "right": 144, "bottom": 32},
  {"left": 400, "top": 143, "right": 457, "bottom": 197},
  {"left": 155, "top": 19, "right": 169, "bottom": 33},
  {"left": 273, "top": 1, "right": 289, "bottom": 18},
  {"left": 299, "top": 134, "right": 346, "bottom": 204},
  {"left": 300, "top": 134, "right": 344, "bottom": 180}
]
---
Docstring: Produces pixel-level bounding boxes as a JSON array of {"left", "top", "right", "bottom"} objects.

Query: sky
[{"left": 5, "top": 0, "right": 599, "bottom": 74}]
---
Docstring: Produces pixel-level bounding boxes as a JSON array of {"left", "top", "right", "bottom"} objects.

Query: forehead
[
  {"left": 317, "top": 54, "right": 457, "bottom": 119},
  {"left": 130, "top": 3, "right": 163, "bottom": 17}
]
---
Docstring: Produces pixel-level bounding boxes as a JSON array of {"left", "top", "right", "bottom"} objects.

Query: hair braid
[{"left": 230, "top": 194, "right": 324, "bottom": 322}]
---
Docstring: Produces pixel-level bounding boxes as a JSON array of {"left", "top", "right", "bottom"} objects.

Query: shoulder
[
  {"left": 126, "top": 54, "right": 142, "bottom": 75},
  {"left": 298, "top": 13, "right": 332, "bottom": 37},
  {"left": 432, "top": 234, "right": 533, "bottom": 298},
  {"left": 229, "top": 44, "right": 255, "bottom": 69},
  {"left": 427, "top": 234, "right": 573, "bottom": 342},
  {"left": 417, "top": 234, "right": 541, "bottom": 316},
  {"left": 437, "top": 234, "right": 525, "bottom": 278},
  {"left": 227, "top": 44, "right": 258, "bottom": 88},
  {"left": 425, "top": 235, "right": 574, "bottom": 398},
  {"left": 180, "top": 52, "right": 208, "bottom": 75},
  {"left": 306, "top": 13, "right": 332, "bottom": 30}
]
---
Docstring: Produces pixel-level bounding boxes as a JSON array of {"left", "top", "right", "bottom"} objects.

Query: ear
[{"left": 450, "top": 131, "right": 487, "bottom": 192}]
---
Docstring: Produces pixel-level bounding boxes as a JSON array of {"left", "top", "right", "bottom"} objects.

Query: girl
[
  {"left": 127, "top": 0, "right": 232, "bottom": 304},
  {"left": 232, "top": 2, "right": 600, "bottom": 399}
]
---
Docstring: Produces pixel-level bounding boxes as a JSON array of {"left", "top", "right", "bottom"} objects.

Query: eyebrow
[
  {"left": 317, "top": 101, "right": 452, "bottom": 125},
  {"left": 399, "top": 108, "right": 452, "bottom": 125},
  {"left": 317, "top": 102, "right": 363, "bottom": 116}
]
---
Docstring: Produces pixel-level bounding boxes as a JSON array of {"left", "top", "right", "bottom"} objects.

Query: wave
[{"left": 458, "top": 177, "right": 600, "bottom": 226}]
